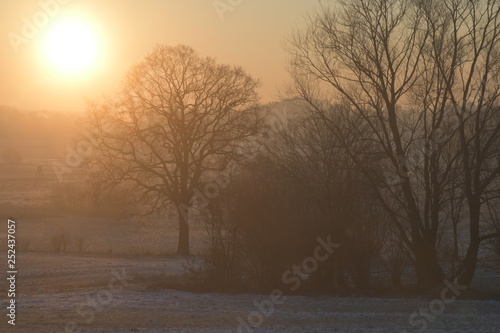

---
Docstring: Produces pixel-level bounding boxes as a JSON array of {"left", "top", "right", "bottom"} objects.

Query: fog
[{"left": 1, "top": 1, "right": 500, "bottom": 332}]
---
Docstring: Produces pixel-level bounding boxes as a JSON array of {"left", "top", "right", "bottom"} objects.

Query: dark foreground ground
[{"left": 0, "top": 252, "right": 499, "bottom": 333}]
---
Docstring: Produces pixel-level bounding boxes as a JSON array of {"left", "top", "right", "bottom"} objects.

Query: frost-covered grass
[
  {"left": 1, "top": 251, "right": 497, "bottom": 333},
  {"left": 2, "top": 162, "right": 500, "bottom": 332}
]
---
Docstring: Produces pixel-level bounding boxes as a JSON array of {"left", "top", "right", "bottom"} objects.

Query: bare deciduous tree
[
  {"left": 422, "top": 0, "right": 500, "bottom": 285},
  {"left": 287, "top": 0, "right": 448, "bottom": 289},
  {"left": 287, "top": 0, "right": 500, "bottom": 289},
  {"left": 83, "top": 45, "right": 263, "bottom": 255}
]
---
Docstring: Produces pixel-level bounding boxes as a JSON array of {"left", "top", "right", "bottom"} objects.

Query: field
[
  {"left": 1, "top": 160, "right": 500, "bottom": 333},
  {"left": 0, "top": 252, "right": 498, "bottom": 333}
]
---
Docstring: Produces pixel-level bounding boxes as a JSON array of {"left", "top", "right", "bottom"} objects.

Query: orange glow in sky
[{"left": 0, "top": 0, "right": 319, "bottom": 112}]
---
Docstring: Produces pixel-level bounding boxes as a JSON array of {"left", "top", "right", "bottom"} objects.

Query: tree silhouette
[{"left": 84, "top": 45, "right": 264, "bottom": 255}]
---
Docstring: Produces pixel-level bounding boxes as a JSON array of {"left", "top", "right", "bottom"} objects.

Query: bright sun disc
[{"left": 43, "top": 19, "right": 100, "bottom": 76}]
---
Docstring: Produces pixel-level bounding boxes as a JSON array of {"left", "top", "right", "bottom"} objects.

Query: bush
[
  {"left": 50, "top": 181, "right": 92, "bottom": 214},
  {"left": 201, "top": 199, "right": 243, "bottom": 290},
  {"left": 197, "top": 143, "right": 388, "bottom": 293}
]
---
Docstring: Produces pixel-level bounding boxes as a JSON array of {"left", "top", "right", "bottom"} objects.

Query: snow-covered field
[{"left": 2, "top": 252, "right": 499, "bottom": 333}]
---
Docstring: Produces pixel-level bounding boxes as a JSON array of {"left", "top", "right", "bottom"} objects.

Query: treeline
[
  {"left": 198, "top": 102, "right": 392, "bottom": 294},
  {"left": 196, "top": 101, "right": 499, "bottom": 294}
]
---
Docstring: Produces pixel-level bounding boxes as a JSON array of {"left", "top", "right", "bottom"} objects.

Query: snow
[{"left": 3, "top": 252, "right": 500, "bottom": 332}]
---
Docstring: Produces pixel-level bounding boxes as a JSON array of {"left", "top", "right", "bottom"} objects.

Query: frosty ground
[
  {"left": 1, "top": 252, "right": 499, "bottom": 333},
  {"left": 1, "top": 165, "right": 499, "bottom": 332}
]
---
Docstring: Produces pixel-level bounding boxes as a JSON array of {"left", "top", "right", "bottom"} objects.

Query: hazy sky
[{"left": 0, "top": 0, "right": 320, "bottom": 112}]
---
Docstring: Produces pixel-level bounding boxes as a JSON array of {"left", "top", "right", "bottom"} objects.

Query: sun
[{"left": 42, "top": 18, "right": 101, "bottom": 77}]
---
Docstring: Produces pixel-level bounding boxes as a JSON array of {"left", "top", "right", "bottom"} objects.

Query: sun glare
[{"left": 42, "top": 18, "right": 101, "bottom": 77}]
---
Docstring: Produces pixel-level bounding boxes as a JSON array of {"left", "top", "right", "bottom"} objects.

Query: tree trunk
[
  {"left": 398, "top": 154, "right": 444, "bottom": 289},
  {"left": 176, "top": 204, "right": 190, "bottom": 256},
  {"left": 414, "top": 242, "right": 445, "bottom": 290},
  {"left": 458, "top": 204, "right": 481, "bottom": 286},
  {"left": 458, "top": 241, "right": 479, "bottom": 286}
]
